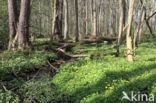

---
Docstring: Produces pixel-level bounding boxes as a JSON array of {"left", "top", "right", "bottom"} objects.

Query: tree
[
  {"left": 116, "top": 0, "right": 125, "bottom": 56},
  {"left": 133, "top": 0, "right": 145, "bottom": 50},
  {"left": 8, "top": 0, "right": 31, "bottom": 50},
  {"left": 17, "top": 0, "right": 31, "bottom": 50},
  {"left": 8, "top": 0, "right": 18, "bottom": 50},
  {"left": 51, "top": 0, "right": 63, "bottom": 42},
  {"left": 109, "top": 0, "right": 115, "bottom": 36},
  {"left": 75, "top": 0, "right": 79, "bottom": 42},
  {"left": 63, "top": 0, "right": 69, "bottom": 40},
  {"left": 126, "top": 0, "right": 135, "bottom": 61},
  {"left": 92, "top": 0, "right": 97, "bottom": 36}
]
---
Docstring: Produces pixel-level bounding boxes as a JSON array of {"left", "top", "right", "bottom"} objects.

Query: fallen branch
[
  {"left": 79, "top": 37, "right": 116, "bottom": 45},
  {"left": 2, "top": 85, "right": 8, "bottom": 92},
  {"left": 33, "top": 37, "right": 116, "bottom": 47},
  {"left": 72, "top": 54, "right": 89, "bottom": 58},
  {"left": 47, "top": 60, "right": 58, "bottom": 70},
  {"left": 51, "top": 48, "right": 89, "bottom": 60}
]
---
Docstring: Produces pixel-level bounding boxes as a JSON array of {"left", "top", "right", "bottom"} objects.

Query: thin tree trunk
[
  {"left": 138, "top": 8, "right": 146, "bottom": 41},
  {"left": 75, "top": 0, "right": 79, "bottom": 42},
  {"left": 51, "top": 0, "right": 57, "bottom": 42},
  {"left": 133, "top": 3, "right": 144, "bottom": 50},
  {"left": 92, "top": 0, "right": 97, "bottom": 36},
  {"left": 109, "top": 1, "right": 115, "bottom": 36},
  {"left": 116, "top": 0, "right": 125, "bottom": 56},
  {"left": 85, "top": 0, "right": 88, "bottom": 36},
  {"left": 126, "top": 0, "right": 135, "bottom": 61},
  {"left": 63, "top": 0, "right": 69, "bottom": 40}
]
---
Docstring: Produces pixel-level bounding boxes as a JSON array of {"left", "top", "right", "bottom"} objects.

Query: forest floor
[{"left": 0, "top": 39, "right": 156, "bottom": 103}]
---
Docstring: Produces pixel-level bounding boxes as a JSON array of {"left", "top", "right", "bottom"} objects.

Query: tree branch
[{"left": 147, "top": 12, "right": 156, "bottom": 21}]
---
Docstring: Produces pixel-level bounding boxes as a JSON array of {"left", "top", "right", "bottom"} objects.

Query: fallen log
[
  {"left": 51, "top": 48, "right": 88, "bottom": 60},
  {"left": 79, "top": 37, "right": 116, "bottom": 45},
  {"left": 33, "top": 37, "right": 116, "bottom": 47}
]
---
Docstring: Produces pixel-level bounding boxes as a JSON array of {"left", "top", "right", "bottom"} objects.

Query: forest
[{"left": 0, "top": 0, "right": 156, "bottom": 103}]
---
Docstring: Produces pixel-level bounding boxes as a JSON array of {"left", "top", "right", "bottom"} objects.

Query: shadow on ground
[{"left": 66, "top": 59, "right": 156, "bottom": 103}]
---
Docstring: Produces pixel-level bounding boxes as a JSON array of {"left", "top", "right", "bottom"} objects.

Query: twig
[
  {"left": 47, "top": 60, "right": 58, "bottom": 70},
  {"left": 2, "top": 85, "right": 8, "bottom": 92},
  {"left": 123, "top": 24, "right": 128, "bottom": 31}
]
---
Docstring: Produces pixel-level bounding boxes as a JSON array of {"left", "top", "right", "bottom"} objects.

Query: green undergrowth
[
  {"left": 52, "top": 41, "right": 156, "bottom": 103},
  {"left": 0, "top": 41, "right": 156, "bottom": 103},
  {"left": 0, "top": 50, "right": 56, "bottom": 80},
  {"left": 0, "top": 49, "right": 57, "bottom": 103}
]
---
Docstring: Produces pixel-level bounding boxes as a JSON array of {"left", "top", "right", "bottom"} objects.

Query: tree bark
[
  {"left": 92, "top": 0, "right": 97, "bottom": 36},
  {"left": 63, "top": 0, "right": 69, "bottom": 40},
  {"left": 109, "top": 1, "right": 115, "bottom": 36},
  {"left": 8, "top": 0, "right": 31, "bottom": 51},
  {"left": 85, "top": 0, "right": 88, "bottom": 36},
  {"left": 133, "top": 2, "right": 144, "bottom": 50},
  {"left": 8, "top": 0, "right": 18, "bottom": 50},
  {"left": 116, "top": 0, "right": 125, "bottom": 56},
  {"left": 138, "top": 8, "right": 146, "bottom": 41},
  {"left": 17, "top": 0, "right": 31, "bottom": 50},
  {"left": 126, "top": 0, "right": 135, "bottom": 61},
  {"left": 75, "top": 0, "right": 79, "bottom": 42}
]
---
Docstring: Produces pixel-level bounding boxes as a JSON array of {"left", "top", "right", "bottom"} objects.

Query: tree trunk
[
  {"left": 8, "top": 0, "right": 18, "bottom": 50},
  {"left": 51, "top": 0, "right": 62, "bottom": 42},
  {"left": 116, "top": 0, "right": 125, "bottom": 56},
  {"left": 75, "top": 0, "right": 79, "bottom": 42},
  {"left": 109, "top": 3, "right": 115, "bottom": 36},
  {"left": 85, "top": 0, "right": 88, "bottom": 36},
  {"left": 133, "top": 3, "right": 144, "bottom": 50},
  {"left": 92, "top": 0, "right": 97, "bottom": 36},
  {"left": 138, "top": 8, "right": 146, "bottom": 41},
  {"left": 63, "top": 0, "right": 69, "bottom": 40},
  {"left": 126, "top": 0, "right": 135, "bottom": 61},
  {"left": 17, "top": 0, "right": 31, "bottom": 50}
]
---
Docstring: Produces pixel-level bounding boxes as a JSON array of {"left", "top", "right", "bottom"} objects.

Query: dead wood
[
  {"left": 33, "top": 37, "right": 116, "bottom": 47},
  {"left": 47, "top": 60, "right": 58, "bottom": 70},
  {"left": 79, "top": 37, "right": 116, "bottom": 45},
  {"left": 51, "top": 48, "right": 88, "bottom": 60}
]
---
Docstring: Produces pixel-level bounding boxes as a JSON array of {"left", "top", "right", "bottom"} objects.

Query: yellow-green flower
[{"left": 57, "top": 62, "right": 61, "bottom": 64}]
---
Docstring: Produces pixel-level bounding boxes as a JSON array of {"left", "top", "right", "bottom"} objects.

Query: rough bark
[
  {"left": 17, "top": 0, "right": 31, "bottom": 50},
  {"left": 8, "top": 0, "right": 18, "bottom": 50}
]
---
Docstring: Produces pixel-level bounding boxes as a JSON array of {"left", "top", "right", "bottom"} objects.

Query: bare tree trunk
[
  {"left": 109, "top": 1, "right": 115, "bottom": 36},
  {"left": 85, "top": 0, "right": 88, "bottom": 36},
  {"left": 51, "top": 0, "right": 58, "bottom": 42},
  {"left": 92, "top": 0, "right": 97, "bottom": 36},
  {"left": 138, "top": 8, "right": 146, "bottom": 41},
  {"left": 63, "top": 0, "right": 69, "bottom": 40},
  {"left": 8, "top": 0, "right": 18, "bottom": 50},
  {"left": 116, "top": 0, "right": 125, "bottom": 56},
  {"left": 126, "top": 0, "right": 135, "bottom": 61},
  {"left": 17, "top": 0, "right": 31, "bottom": 50},
  {"left": 140, "top": 0, "right": 155, "bottom": 38},
  {"left": 133, "top": 2, "right": 144, "bottom": 50},
  {"left": 75, "top": 0, "right": 79, "bottom": 42}
]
